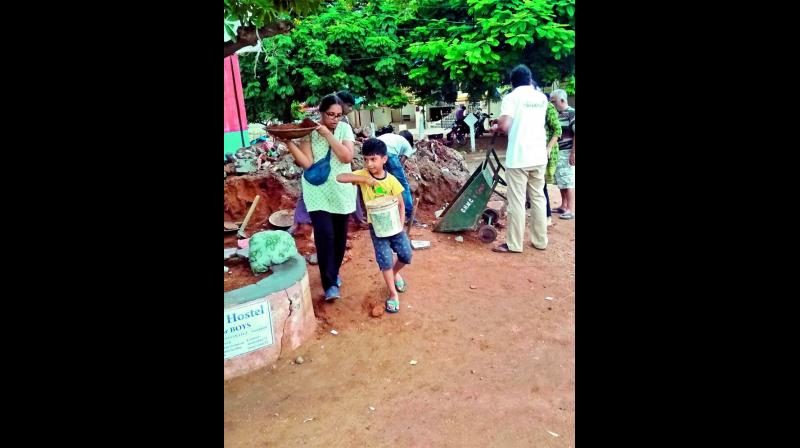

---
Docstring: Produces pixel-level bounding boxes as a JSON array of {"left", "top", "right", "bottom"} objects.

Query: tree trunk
[
  {"left": 280, "top": 102, "right": 294, "bottom": 123},
  {"left": 224, "top": 20, "right": 294, "bottom": 59}
]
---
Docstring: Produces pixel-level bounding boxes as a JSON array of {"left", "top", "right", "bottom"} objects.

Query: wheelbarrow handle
[
  {"left": 490, "top": 147, "right": 505, "bottom": 173},
  {"left": 485, "top": 147, "right": 507, "bottom": 186}
]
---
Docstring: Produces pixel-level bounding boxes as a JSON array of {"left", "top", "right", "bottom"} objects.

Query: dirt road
[{"left": 224, "top": 138, "right": 575, "bottom": 447}]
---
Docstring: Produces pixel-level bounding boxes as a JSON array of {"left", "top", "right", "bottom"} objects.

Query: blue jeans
[{"left": 385, "top": 155, "right": 413, "bottom": 220}]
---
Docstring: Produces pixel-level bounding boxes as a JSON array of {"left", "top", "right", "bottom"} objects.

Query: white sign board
[
  {"left": 224, "top": 300, "right": 274, "bottom": 360},
  {"left": 464, "top": 113, "right": 478, "bottom": 152}
]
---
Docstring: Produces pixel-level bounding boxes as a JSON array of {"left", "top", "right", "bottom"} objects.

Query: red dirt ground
[{"left": 225, "top": 137, "right": 575, "bottom": 447}]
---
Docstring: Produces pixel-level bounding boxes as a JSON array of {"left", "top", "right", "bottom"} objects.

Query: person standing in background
[
  {"left": 491, "top": 65, "right": 549, "bottom": 253},
  {"left": 549, "top": 89, "right": 575, "bottom": 220}
]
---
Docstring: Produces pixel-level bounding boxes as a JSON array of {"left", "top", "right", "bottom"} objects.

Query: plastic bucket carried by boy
[{"left": 366, "top": 196, "right": 403, "bottom": 237}]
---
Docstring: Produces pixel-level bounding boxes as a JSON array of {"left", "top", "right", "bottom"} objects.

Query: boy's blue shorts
[{"left": 369, "top": 225, "right": 412, "bottom": 271}]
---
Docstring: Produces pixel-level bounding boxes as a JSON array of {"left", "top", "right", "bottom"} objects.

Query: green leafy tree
[
  {"left": 405, "top": 0, "right": 575, "bottom": 102},
  {"left": 240, "top": 0, "right": 411, "bottom": 122},
  {"left": 237, "top": 0, "right": 575, "bottom": 122}
]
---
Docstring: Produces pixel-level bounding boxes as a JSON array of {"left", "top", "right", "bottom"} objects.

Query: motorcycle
[
  {"left": 446, "top": 119, "right": 469, "bottom": 146},
  {"left": 474, "top": 111, "right": 492, "bottom": 139},
  {"left": 446, "top": 110, "right": 492, "bottom": 144}
]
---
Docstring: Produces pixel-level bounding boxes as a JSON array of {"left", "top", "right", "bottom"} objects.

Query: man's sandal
[{"left": 492, "top": 243, "right": 521, "bottom": 253}]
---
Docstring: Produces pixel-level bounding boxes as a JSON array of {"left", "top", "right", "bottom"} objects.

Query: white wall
[
  {"left": 373, "top": 107, "right": 393, "bottom": 127},
  {"left": 345, "top": 103, "right": 419, "bottom": 130},
  {"left": 348, "top": 108, "right": 394, "bottom": 131},
  {"left": 401, "top": 104, "right": 417, "bottom": 120},
  {"left": 486, "top": 100, "right": 502, "bottom": 116}
]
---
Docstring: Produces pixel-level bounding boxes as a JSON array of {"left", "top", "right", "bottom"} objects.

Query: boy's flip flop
[
  {"left": 385, "top": 298, "right": 400, "bottom": 313},
  {"left": 395, "top": 278, "right": 407, "bottom": 293}
]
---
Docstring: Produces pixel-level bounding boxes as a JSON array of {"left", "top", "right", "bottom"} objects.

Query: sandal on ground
[
  {"left": 491, "top": 243, "right": 521, "bottom": 253},
  {"left": 385, "top": 298, "right": 400, "bottom": 313}
]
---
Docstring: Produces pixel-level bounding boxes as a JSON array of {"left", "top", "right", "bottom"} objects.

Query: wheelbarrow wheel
[
  {"left": 478, "top": 224, "right": 498, "bottom": 244},
  {"left": 482, "top": 209, "right": 499, "bottom": 225}
]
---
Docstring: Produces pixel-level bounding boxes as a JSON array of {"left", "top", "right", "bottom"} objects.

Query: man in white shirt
[{"left": 491, "top": 64, "right": 549, "bottom": 253}]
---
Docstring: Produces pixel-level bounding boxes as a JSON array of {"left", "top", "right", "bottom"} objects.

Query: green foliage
[
  {"left": 291, "top": 101, "right": 307, "bottom": 120},
  {"left": 237, "top": 0, "right": 575, "bottom": 121},
  {"left": 562, "top": 74, "right": 575, "bottom": 95},
  {"left": 240, "top": 0, "right": 412, "bottom": 122},
  {"left": 224, "top": 0, "right": 321, "bottom": 30},
  {"left": 406, "top": 0, "right": 575, "bottom": 103}
]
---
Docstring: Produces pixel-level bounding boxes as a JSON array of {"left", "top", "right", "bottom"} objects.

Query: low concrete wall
[{"left": 224, "top": 254, "right": 317, "bottom": 380}]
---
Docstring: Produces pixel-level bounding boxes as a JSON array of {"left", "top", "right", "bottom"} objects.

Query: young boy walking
[{"left": 336, "top": 138, "right": 412, "bottom": 313}]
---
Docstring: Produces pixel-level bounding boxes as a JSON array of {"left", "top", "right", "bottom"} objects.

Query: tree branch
[{"left": 224, "top": 20, "right": 294, "bottom": 58}]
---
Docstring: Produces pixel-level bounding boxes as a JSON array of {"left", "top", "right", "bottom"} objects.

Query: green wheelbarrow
[{"left": 434, "top": 147, "right": 507, "bottom": 243}]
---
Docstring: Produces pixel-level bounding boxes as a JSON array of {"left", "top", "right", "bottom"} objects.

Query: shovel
[
  {"left": 237, "top": 195, "right": 261, "bottom": 239},
  {"left": 407, "top": 196, "right": 420, "bottom": 234}
]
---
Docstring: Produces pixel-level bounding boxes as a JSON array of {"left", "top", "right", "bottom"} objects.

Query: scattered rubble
[
  {"left": 404, "top": 140, "right": 471, "bottom": 205},
  {"left": 411, "top": 240, "right": 430, "bottom": 250}
]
